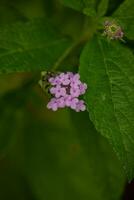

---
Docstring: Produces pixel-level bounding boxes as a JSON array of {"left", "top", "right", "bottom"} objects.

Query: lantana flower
[{"left": 43, "top": 72, "right": 87, "bottom": 112}]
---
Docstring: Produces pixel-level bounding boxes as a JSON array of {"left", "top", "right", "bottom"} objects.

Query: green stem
[{"left": 52, "top": 30, "right": 93, "bottom": 71}]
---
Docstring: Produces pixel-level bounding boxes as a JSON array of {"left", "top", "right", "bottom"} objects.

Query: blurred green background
[{"left": 0, "top": 0, "right": 133, "bottom": 199}]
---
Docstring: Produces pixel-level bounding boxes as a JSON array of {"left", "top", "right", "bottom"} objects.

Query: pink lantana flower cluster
[{"left": 47, "top": 72, "right": 87, "bottom": 112}]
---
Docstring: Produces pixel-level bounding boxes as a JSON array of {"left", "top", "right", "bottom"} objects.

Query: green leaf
[
  {"left": 79, "top": 36, "right": 134, "bottom": 180},
  {"left": 9, "top": 106, "right": 125, "bottom": 200},
  {"left": 113, "top": 0, "right": 134, "bottom": 40},
  {"left": 0, "top": 19, "right": 72, "bottom": 73},
  {"left": 97, "top": 0, "right": 109, "bottom": 17},
  {"left": 62, "top": 0, "right": 97, "bottom": 16}
]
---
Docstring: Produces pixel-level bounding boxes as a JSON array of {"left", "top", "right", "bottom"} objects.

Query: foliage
[
  {"left": 0, "top": 0, "right": 134, "bottom": 199},
  {"left": 79, "top": 36, "right": 134, "bottom": 180}
]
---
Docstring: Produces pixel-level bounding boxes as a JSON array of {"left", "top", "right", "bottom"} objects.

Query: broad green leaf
[
  {"left": 9, "top": 104, "right": 125, "bottom": 200},
  {"left": 79, "top": 36, "right": 134, "bottom": 180},
  {"left": 62, "top": 0, "right": 97, "bottom": 16},
  {"left": 113, "top": 0, "right": 134, "bottom": 40},
  {"left": 97, "top": 0, "right": 109, "bottom": 17},
  {"left": 0, "top": 19, "right": 72, "bottom": 73}
]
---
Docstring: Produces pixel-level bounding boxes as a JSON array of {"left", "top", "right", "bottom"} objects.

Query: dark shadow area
[
  {"left": 106, "top": 0, "right": 125, "bottom": 16},
  {"left": 123, "top": 180, "right": 134, "bottom": 200}
]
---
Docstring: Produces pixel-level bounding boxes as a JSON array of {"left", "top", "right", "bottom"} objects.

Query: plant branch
[{"left": 52, "top": 30, "right": 93, "bottom": 71}]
